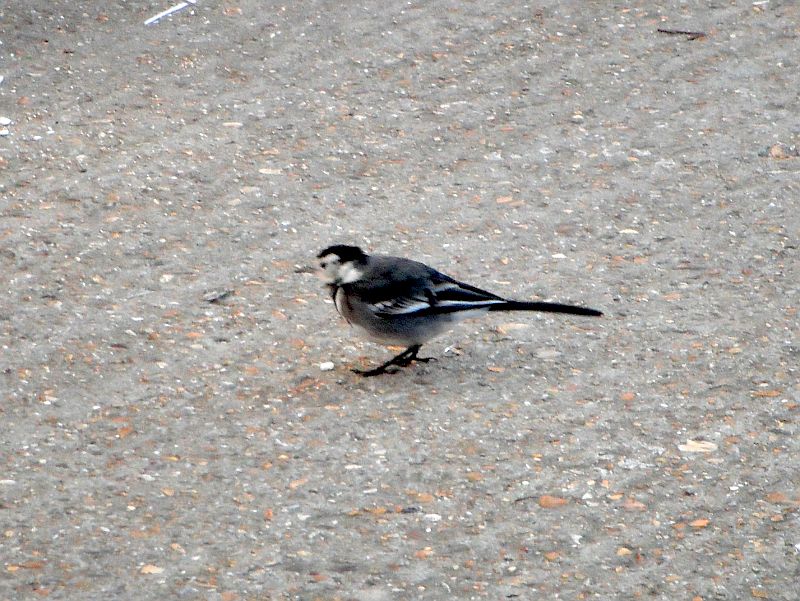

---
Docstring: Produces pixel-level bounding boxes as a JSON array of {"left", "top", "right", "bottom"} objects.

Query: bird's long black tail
[{"left": 489, "top": 301, "right": 602, "bottom": 317}]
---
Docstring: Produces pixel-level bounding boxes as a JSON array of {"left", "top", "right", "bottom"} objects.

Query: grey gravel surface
[{"left": 1, "top": 1, "right": 799, "bottom": 600}]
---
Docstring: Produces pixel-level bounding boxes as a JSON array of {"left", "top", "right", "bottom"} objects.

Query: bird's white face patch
[
  {"left": 318, "top": 254, "right": 341, "bottom": 284},
  {"left": 318, "top": 254, "right": 363, "bottom": 285}
]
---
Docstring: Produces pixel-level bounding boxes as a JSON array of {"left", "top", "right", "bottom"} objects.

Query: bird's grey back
[{"left": 350, "top": 255, "right": 442, "bottom": 303}]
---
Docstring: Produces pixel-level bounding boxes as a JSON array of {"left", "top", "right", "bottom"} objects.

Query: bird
[{"left": 317, "top": 244, "right": 602, "bottom": 376}]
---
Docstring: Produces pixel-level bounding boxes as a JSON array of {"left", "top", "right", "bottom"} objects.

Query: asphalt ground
[{"left": 1, "top": 1, "right": 798, "bottom": 599}]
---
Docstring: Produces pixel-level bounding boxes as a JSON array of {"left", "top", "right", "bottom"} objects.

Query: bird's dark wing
[{"left": 368, "top": 271, "right": 508, "bottom": 317}]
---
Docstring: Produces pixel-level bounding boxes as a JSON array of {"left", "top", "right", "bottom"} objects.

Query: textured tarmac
[{"left": 1, "top": 1, "right": 798, "bottom": 599}]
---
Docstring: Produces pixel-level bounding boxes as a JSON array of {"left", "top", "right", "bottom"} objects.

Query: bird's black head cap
[{"left": 317, "top": 245, "right": 368, "bottom": 263}]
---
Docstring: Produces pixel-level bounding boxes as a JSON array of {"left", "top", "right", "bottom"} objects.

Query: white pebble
[
  {"left": 0, "top": 117, "right": 11, "bottom": 125},
  {"left": 319, "top": 361, "right": 335, "bottom": 371}
]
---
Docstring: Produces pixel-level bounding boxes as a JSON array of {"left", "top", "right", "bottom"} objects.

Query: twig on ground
[{"left": 657, "top": 28, "right": 707, "bottom": 40}]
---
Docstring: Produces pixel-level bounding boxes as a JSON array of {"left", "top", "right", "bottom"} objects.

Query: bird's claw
[{"left": 352, "top": 366, "right": 399, "bottom": 377}]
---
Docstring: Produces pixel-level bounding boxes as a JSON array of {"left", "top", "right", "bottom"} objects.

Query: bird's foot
[
  {"left": 353, "top": 345, "right": 434, "bottom": 376},
  {"left": 351, "top": 365, "right": 400, "bottom": 377},
  {"left": 407, "top": 355, "right": 436, "bottom": 364}
]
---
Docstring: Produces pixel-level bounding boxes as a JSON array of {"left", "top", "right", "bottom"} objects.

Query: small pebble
[
  {"left": 0, "top": 129, "right": 9, "bottom": 137},
  {"left": 319, "top": 361, "right": 335, "bottom": 371},
  {"left": 0, "top": 117, "right": 11, "bottom": 125}
]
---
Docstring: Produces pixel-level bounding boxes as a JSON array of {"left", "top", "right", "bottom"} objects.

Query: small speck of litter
[
  {"left": 551, "top": 253, "right": 567, "bottom": 259},
  {"left": 536, "top": 349, "right": 562, "bottom": 359},
  {"left": 0, "top": 117, "right": 11, "bottom": 125},
  {"left": 319, "top": 361, "right": 335, "bottom": 371},
  {"left": 678, "top": 439, "right": 718, "bottom": 453},
  {"left": 0, "top": 129, "right": 9, "bottom": 137},
  {"left": 423, "top": 513, "right": 442, "bottom": 522}
]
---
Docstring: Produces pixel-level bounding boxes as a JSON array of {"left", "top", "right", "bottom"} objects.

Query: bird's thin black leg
[
  {"left": 353, "top": 344, "right": 434, "bottom": 377},
  {"left": 396, "top": 345, "right": 436, "bottom": 365}
]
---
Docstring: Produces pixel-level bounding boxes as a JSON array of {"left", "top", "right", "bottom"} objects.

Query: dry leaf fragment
[
  {"left": 466, "top": 472, "right": 484, "bottom": 482},
  {"left": 117, "top": 426, "right": 134, "bottom": 439},
  {"left": 751, "top": 588, "right": 769, "bottom": 599},
  {"left": 414, "top": 547, "right": 434, "bottom": 559},
  {"left": 751, "top": 389, "right": 781, "bottom": 398},
  {"left": 765, "top": 143, "right": 799, "bottom": 159},
  {"left": 622, "top": 498, "right": 647, "bottom": 511},
  {"left": 678, "top": 440, "right": 718, "bottom": 453},
  {"left": 616, "top": 547, "right": 632, "bottom": 556},
  {"left": 496, "top": 322, "right": 530, "bottom": 335},
  {"left": 288, "top": 477, "right": 308, "bottom": 490},
  {"left": 765, "top": 492, "right": 788, "bottom": 504},
  {"left": 543, "top": 551, "right": 560, "bottom": 561},
  {"left": 538, "top": 495, "right": 569, "bottom": 508},
  {"left": 690, "top": 518, "right": 710, "bottom": 529},
  {"left": 140, "top": 564, "right": 164, "bottom": 575},
  {"left": 414, "top": 492, "right": 435, "bottom": 504}
]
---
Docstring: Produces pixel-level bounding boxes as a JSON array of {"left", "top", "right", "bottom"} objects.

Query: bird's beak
[{"left": 316, "top": 264, "right": 334, "bottom": 283}]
